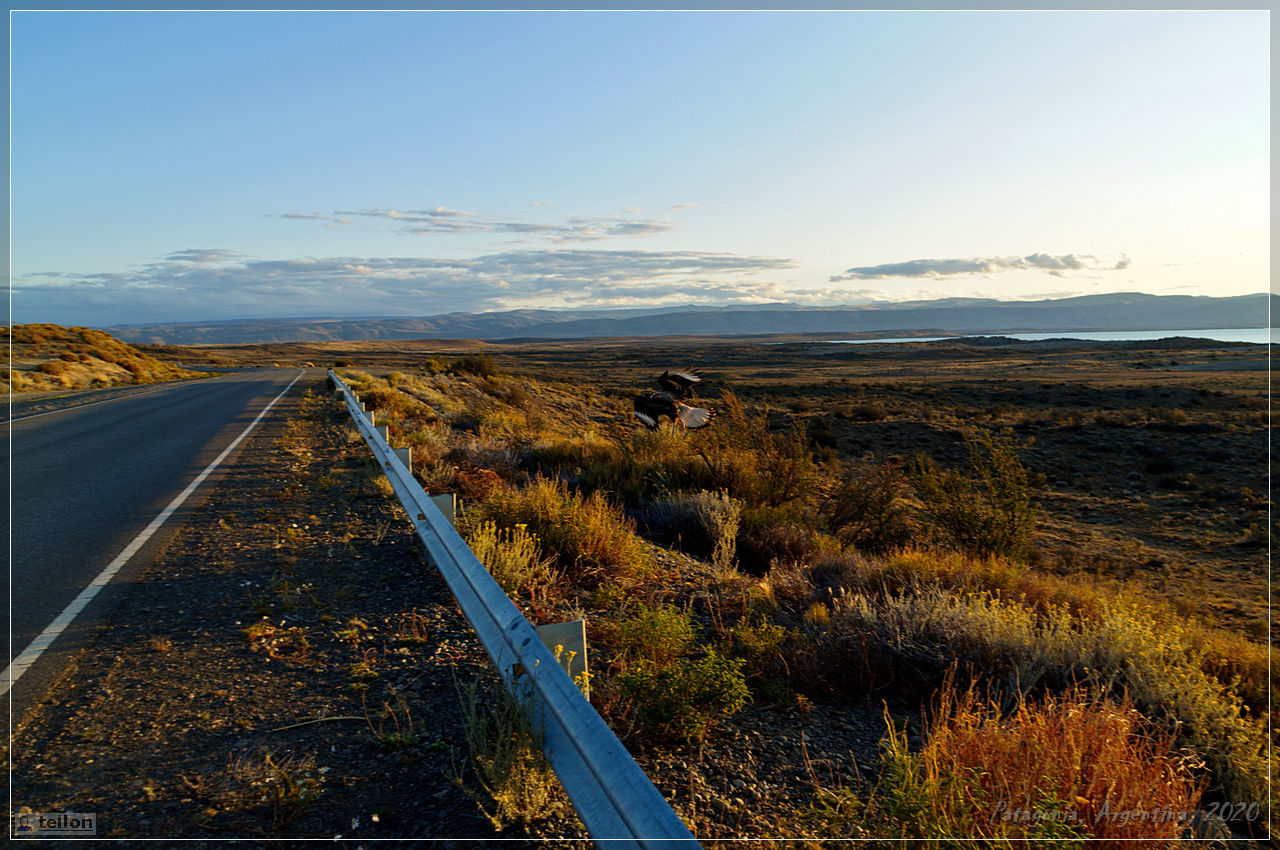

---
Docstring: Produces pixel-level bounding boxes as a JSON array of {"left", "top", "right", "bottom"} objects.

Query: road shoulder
[{"left": 8, "top": 380, "right": 582, "bottom": 841}]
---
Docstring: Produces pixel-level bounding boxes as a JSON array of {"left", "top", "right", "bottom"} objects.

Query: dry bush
[
  {"left": 695, "top": 390, "right": 821, "bottom": 508},
  {"left": 454, "top": 677, "right": 562, "bottom": 830},
  {"left": 473, "top": 477, "right": 653, "bottom": 586},
  {"left": 465, "top": 520, "right": 560, "bottom": 604},
  {"left": 821, "top": 587, "right": 1266, "bottom": 807},
  {"left": 862, "top": 684, "right": 1205, "bottom": 843}
]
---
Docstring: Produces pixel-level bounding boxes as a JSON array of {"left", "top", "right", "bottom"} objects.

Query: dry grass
[
  {"left": 472, "top": 477, "right": 654, "bottom": 586},
  {"left": 454, "top": 676, "right": 566, "bottom": 830},
  {"left": 4, "top": 324, "right": 211, "bottom": 393},
  {"left": 852, "top": 683, "right": 1206, "bottom": 844}
]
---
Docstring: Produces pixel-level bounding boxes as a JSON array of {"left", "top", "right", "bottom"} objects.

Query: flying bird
[
  {"left": 657, "top": 369, "right": 702, "bottom": 399},
  {"left": 633, "top": 392, "right": 716, "bottom": 431}
]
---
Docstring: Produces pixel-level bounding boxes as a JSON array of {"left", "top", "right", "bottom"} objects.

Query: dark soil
[{"left": 9, "top": 382, "right": 576, "bottom": 843}]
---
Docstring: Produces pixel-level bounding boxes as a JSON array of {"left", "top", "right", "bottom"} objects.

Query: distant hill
[
  {"left": 3, "top": 324, "right": 213, "bottom": 393},
  {"left": 108, "top": 292, "right": 1274, "bottom": 346}
]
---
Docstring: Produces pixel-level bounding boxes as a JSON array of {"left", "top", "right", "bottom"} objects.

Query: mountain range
[{"left": 108, "top": 292, "right": 1273, "bottom": 346}]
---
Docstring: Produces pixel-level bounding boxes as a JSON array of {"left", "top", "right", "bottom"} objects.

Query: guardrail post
[
  {"left": 536, "top": 619, "right": 590, "bottom": 699},
  {"left": 429, "top": 493, "right": 455, "bottom": 525},
  {"left": 393, "top": 447, "right": 412, "bottom": 473}
]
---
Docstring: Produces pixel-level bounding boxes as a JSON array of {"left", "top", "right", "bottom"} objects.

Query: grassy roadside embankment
[
  {"left": 334, "top": 350, "right": 1270, "bottom": 844},
  {"left": 4, "top": 324, "right": 213, "bottom": 393}
]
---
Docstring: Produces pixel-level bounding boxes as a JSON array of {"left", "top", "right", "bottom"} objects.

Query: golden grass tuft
[
  {"left": 473, "top": 477, "right": 654, "bottom": 585},
  {"left": 858, "top": 683, "right": 1206, "bottom": 844}
]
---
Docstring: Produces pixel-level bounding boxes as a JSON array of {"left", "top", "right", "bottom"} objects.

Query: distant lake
[{"left": 828, "top": 328, "right": 1271, "bottom": 346}]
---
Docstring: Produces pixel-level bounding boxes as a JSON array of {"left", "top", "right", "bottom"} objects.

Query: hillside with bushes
[
  {"left": 337, "top": 348, "right": 1271, "bottom": 842},
  {"left": 4, "top": 324, "right": 212, "bottom": 393}
]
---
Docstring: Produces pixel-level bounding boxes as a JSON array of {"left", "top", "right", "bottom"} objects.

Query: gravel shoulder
[{"left": 8, "top": 380, "right": 584, "bottom": 843}]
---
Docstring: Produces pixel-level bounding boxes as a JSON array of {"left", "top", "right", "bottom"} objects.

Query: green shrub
[
  {"left": 620, "top": 650, "right": 749, "bottom": 743},
  {"left": 450, "top": 354, "right": 501, "bottom": 378},
  {"left": 824, "top": 461, "right": 916, "bottom": 554},
  {"left": 727, "top": 615, "right": 798, "bottom": 683},
  {"left": 907, "top": 431, "right": 1036, "bottom": 559},
  {"left": 610, "top": 602, "right": 694, "bottom": 668}
]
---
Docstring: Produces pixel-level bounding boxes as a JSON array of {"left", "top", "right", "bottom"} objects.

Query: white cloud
[
  {"left": 16, "top": 248, "right": 798, "bottom": 325},
  {"left": 831, "top": 252, "right": 1131, "bottom": 281},
  {"left": 287, "top": 204, "right": 680, "bottom": 243},
  {"left": 164, "top": 248, "right": 244, "bottom": 264}
]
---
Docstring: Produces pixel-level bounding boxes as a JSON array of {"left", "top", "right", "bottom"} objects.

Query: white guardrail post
[{"left": 329, "top": 371, "right": 700, "bottom": 848}]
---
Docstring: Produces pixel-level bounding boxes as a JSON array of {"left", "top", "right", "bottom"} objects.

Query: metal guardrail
[{"left": 329, "top": 370, "right": 700, "bottom": 848}]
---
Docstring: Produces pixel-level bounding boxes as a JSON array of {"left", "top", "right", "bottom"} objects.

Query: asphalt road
[{"left": 7, "top": 368, "right": 308, "bottom": 720}]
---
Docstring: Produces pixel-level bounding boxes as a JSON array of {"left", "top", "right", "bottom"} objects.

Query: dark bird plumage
[
  {"left": 657, "top": 369, "right": 702, "bottom": 399},
  {"left": 633, "top": 392, "right": 716, "bottom": 431}
]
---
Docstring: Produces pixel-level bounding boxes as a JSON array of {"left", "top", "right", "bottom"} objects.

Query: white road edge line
[
  {"left": 10, "top": 382, "right": 191, "bottom": 423},
  {"left": 2, "top": 369, "right": 304, "bottom": 697}
]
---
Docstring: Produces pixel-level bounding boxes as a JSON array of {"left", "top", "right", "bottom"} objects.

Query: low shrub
[
  {"left": 907, "top": 430, "right": 1036, "bottom": 560},
  {"left": 608, "top": 601, "right": 694, "bottom": 669},
  {"left": 473, "top": 477, "right": 653, "bottom": 586},
  {"left": 643, "top": 490, "right": 741, "bottom": 573},
  {"left": 737, "top": 504, "right": 834, "bottom": 575},
  {"left": 450, "top": 354, "right": 501, "bottom": 378},
  {"left": 620, "top": 650, "right": 749, "bottom": 743}
]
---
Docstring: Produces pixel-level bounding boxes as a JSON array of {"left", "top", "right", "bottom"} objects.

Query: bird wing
[
  {"left": 675, "top": 403, "right": 715, "bottom": 430},
  {"left": 670, "top": 370, "right": 702, "bottom": 386},
  {"left": 633, "top": 408, "right": 659, "bottom": 429}
]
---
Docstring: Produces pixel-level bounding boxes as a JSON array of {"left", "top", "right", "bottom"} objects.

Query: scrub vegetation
[{"left": 326, "top": 331, "right": 1270, "bottom": 842}]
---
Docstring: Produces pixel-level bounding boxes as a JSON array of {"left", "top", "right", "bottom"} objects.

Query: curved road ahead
[{"left": 7, "top": 368, "right": 307, "bottom": 720}]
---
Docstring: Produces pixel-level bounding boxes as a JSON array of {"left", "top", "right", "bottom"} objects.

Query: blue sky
[{"left": 10, "top": 9, "right": 1270, "bottom": 326}]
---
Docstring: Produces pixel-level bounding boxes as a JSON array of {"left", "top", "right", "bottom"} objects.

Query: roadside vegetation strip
[
  {"left": 2, "top": 370, "right": 304, "bottom": 696},
  {"left": 331, "top": 369, "right": 698, "bottom": 846},
  {"left": 332, "top": 359, "right": 1270, "bottom": 841}
]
